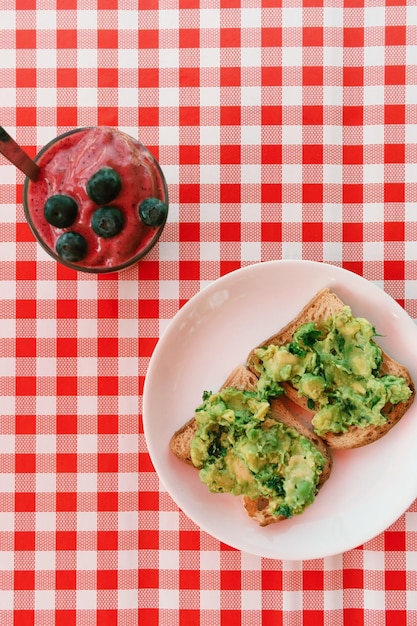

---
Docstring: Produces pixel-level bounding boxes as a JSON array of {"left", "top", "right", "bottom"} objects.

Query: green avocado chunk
[
  {"left": 254, "top": 306, "right": 412, "bottom": 436},
  {"left": 190, "top": 388, "right": 326, "bottom": 519}
]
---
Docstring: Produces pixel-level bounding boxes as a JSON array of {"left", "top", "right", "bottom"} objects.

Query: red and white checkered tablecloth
[{"left": 1, "top": 0, "right": 417, "bottom": 624}]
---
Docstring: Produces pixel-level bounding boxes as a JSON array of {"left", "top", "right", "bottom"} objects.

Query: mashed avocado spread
[
  {"left": 254, "top": 306, "right": 412, "bottom": 436},
  {"left": 190, "top": 388, "right": 326, "bottom": 519}
]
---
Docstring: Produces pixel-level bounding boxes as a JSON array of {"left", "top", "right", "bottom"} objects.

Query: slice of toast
[
  {"left": 170, "top": 365, "right": 332, "bottom": 526},
  {"left": 246, "top": 288, "right": 415, "bottom": 449}
]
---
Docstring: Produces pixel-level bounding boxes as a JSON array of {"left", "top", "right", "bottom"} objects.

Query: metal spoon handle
[{"left": 0, "top": 126, "right": 40, "bottom": 181}]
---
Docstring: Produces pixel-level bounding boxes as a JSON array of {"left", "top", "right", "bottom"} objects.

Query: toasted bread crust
[
  {"left": 169, "top": 365, "right": 332, "bottom": 526},
  {"left": 246, "top": 288, "right": 415, "bottom": 449}
]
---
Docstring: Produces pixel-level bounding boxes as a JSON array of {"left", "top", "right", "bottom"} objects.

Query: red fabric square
[
  {"left": 303, "top": 222, "right": 323, "bottom": 242},
  {"left": 15, "top": 454, "right": 36, "bottom": 473},
  {"left": 16, "top": 0, "right": 36, "bottom": 7},
  {"left": 16, "top": 299, "right": 36, "bottom": 319},
  {"left": 56, "top": 414, "right": 77, "bottom": 435},
  {"left": 180, "top": 611, "right": 200, "bottom": 626},
  {"left": 57, "top": 454, "right": 77, "bottom": 473},
  {"left": 98, "top": 376, "right": 119, "bottom": 396},
  {"left": 384, "top": 221, "right": 405, "bottom": 241},
  {"left": 220, "top": 222, "right": 241, "bottom": 241},
  {"left": 98, "top": 0, "right": 118, "bottom": 7},
  {"left": 221, "top": 67, "right": 241, "bottom": 86},
  {"left": 138, "top": 29, "right": 159, "bottom": 49},
  {"left": 179, "top": 261, "right": 200, "bottom": 280},
  {"left": 179, "top": 28, "right": 200, "bottom": 48},
  {"left": 384, "top": 104, "right": 405, "bottom": 124},
  {"left": 139, "top": 107, "right": 159, "bottom": 126},
  {"left": 179, "top": 223, "right": 200, "bottom": 241},
  {"left": 179, "top": 106, "right": 200, "bottom": 126},
  {"left": 302, "top": 105, "right": 323, "bottom": 125},
  {"left": 304, "top": 612, "right": 324, "bottom": 626},
  {"left": 56, "top": 531, "right": 77, "bottom": 551},
  {"left": 262, "top": 106, "right": 282, "bottom": 125},
  {"left": 384, "top": 143, "right": 405, "bottom": 163},
  {"left": 384, "top": 183, "right": 404, "bottom": 202},
  {"left": 16, "top": 223, "right": 35, "bottom": 243},
  {"left": 57, "top": 68, "right": 78, "bottom": 87},
  {"left": 98, "top": 531, "right": 118, "bottom": 550},
  {"left": 262, "top": 222, "right": 282, "bottom": 242},
  {"left": 57, "top": 338, "right": 78, "bottom": 357},
  {"left": 343, "top": 106, "right": 363, "bottom": 125},
  {"left": 221, "top": 106, "right": 241, "bottom": 125},
  {"left": 261, "top": 66, "right": 282, "bottom": 86},
  {"left": 98, "top": 453, "right": 118, "bottom": 473},
  {"left": 262, "top": 28, "right": 282, "bottom": 47},
  {"left": 16, "top": 69, "right": 37, "bottom": 87},
  {"left": 221, "top": 145, "right": 241, "bottom": 164},
  {"left": 221, "top": 184, "right": 241, "bottom": 203},
  {"left": 262, "top": 612, "right": 283, "bottom": 626},
  {"left": 220, "top": 570, "right": 242, "bottom": 590},
  {"left": 57, "top": 107, "right": 78, "bottom": 127},
  {"left": 385, "top": 531, "right": 406, "bottom": 551},
  {"left": 16, "top": 261, "right": 37, "bottom": 280},
  {"left": 180, "top": 145, "right": 200, "bottom": 164},
  {"left": 98, "top": 107, "right": 118, "bottom": 126},
  {"left": 303, "top": 27, "right": 323, "bottom": 46},
  {"left": 16, "top": 30, "right": 36, "bottom": 49},
  {"left": 98, "top": 299, "right": 118, "bottom": 319},
  {"left": 302, "top": 66, "right": 323, "bottom": 86},
  {"left": 386, "top": 611, "right": 407, "bottom": 626},
  {"left": 343, "top": 67, "right": 364, "bottom": 86},
  {"left": 14, "top": 571, "right": 35, "bottom": 590},
  {"left": 138, "top": 337, "right": 158, "bottom": 357},
  {"left": 303, "top": 184, "right": 323, "bottom": 203},
  {"left": 16, "top": 415, "right": 36, "bottom": 435},
  {"left": 385, "top": 65, "right": 405, "bottom": 85},
  {"left": 138, "top": 569, "right": 159, "bottom": 588},
  {"left": 385, "top": 25, "right": 406, "bottom": 45},
  {"left": 98, "top": 492, "right": 118, "bottom": 511},
  {"left": 98, "top": 30, "right": 118, "bottom": 49},
  {"left": 139, "top": 299, "right": 159, "bottom": 319},
  {"left": 384, "top": 260, "right": 404, "bottom": 280},
  {"left": 98, "top": 414, "right": 119, "bottom": 434},
  {"left": 55, "top": 612, "right": 76, "bottom": 626},
  {"left": 179, "top": 67, "right": 200, "bottom": 87},
  {"left": 343, "top": 261, "right": 363, "bottom": 276},
  {"left": 262, "top": 184, "right": 282, "bottom": 203},
  {"left": 97, "top": 570, "right": 118, "bottom": 590},
  {"left": 220, "top": 28, "right": 241, "bottom": 47},
  {"left": 385, "top": 570, "right": 406, "bottom": 590},
  {"left": 15, "top": 492, "right": 36, "bottom": 513},
  {"left": 139, "top": 530, "right": 159, "bottom": 549},
  {"left": 343, "top": 184, "right": 363, "bottom": 203},
  {"left": 179, "top": 531, "right": 200, "bottom": 551},
  {"left": 57, "top": 30, "right": 77, "bottom": 48},
  {"left": 16, "top": 376, "right": 37, "bottom": 396},
  {"left": 180, "top": 570, "right": 201, "bottom": 589},
  {"left": 344, "top": 28, "right": 364, "bottom": 47},
  {"left": 303, "top": 145, "right": 323, "bottom": 164},
  {"left": 180, "top": 184, "right": 200, "bottom": 203},
  {"left": 262, "top": 144, "right": 282, "bottom": 164},
  {"left": 16, "top": 107, "right": 37, "bottom": 126},
  {"left": 343, "top": 222, "right": 363, "bottom": 241},
  {"left": 220, "top": 260, "right": 241, "bottom": 276},
  {"left": 343, "top": 145, "right": 363, "bottom": 164},
  {"left": 16, "top": 338, "right": 36, "bottom": 357},
  {"left": 56, "top": 492, "right": 77, "bottom": 512},
  {"left": 140, "top": 491, "right": 159, "bottom": 511},
  {"left": 98, "top": 338, "right": 118, "bottom": 357},
  {"left": 98, "top": 68, "right": 118, "bottom": 87},
  {"left": 56, "top": 377, "right": 78, "bottom": 396},
  {"left": 262, "top": 570, "right": 283, "bottom": 590},
  {"left": 56, "top": 570, "right": 76, "bottom": 590},
  {"left": 343, "top": 569, "right": 364, "bottom": 588},
  {"left": 15, "top": 531, "right": 36, "bottom": 551},
  {"left": 343, "top": 609, "right": 364, "bottom": 625},
  {"left": 139, "top": 68, "right": 159, "bottom": 88},
  {"left": 56, "top": 0, "right": 76, "bottom": 7}
]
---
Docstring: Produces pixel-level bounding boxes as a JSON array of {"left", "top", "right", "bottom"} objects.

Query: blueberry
[
  {"left": 91, "top": 206, "right": 124, "bottom": 238},
  {"left": 56, "top": 232, "right": 87, "bottom": 262},
  {"left": 44, "top": 194, "right": 78, "bottom": 228},
  {"left": 138, "top": 197, "right": 168, "bottom": 227},
  {"left": 86, "top": 167, "right": 122, "bottom": 204}
]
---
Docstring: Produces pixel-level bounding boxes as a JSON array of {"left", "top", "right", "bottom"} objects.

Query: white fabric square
[{"left": 159, "top": 589, "right": 179, "bottom": 610}]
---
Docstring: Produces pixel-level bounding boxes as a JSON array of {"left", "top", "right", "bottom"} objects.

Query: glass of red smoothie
[{"left": 23, "top": 127, "right": 169, "bottom": 273}]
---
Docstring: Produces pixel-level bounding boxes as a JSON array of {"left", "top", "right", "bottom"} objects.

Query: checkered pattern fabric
[{"left": 1, "top": 0, "right": 417, "bottom": 624}]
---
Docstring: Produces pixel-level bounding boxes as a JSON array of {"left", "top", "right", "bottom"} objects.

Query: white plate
[{"left": 143, "top": 260, "right": 417, "bottom": 560}]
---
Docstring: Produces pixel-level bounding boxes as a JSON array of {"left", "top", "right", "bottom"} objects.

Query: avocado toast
[
  {"left": 170, "top": 365, "right": 332, "bottom": 526},
  {"left": 247, "top": 288, "right": 415, "bottom": 449}
]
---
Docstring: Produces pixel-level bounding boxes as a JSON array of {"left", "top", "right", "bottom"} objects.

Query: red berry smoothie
[{"left": 23, "top": 127, "right": 169, "bottom": 273}]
